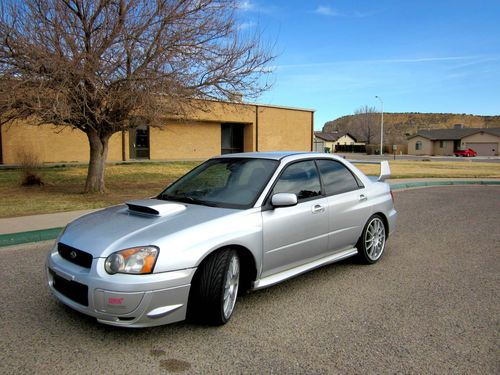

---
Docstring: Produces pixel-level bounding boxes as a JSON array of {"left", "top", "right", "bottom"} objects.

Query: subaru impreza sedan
[{"left": 47, "top": 152, "right": 397, "bottom": 327}]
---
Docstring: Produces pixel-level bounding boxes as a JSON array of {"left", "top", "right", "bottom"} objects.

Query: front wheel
[
  {"left": 356, "top": 215, "right": 387, "bottom": 264},
  {"left": 188, "top": 249, "right": 240, "bottom": 325}
]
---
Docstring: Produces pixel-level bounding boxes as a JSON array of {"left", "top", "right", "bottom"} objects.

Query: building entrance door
[
  {"left": 129, "top": 125, "right": 150, "bottom": 159},
  {"left": 221, "top": 123, "right": 244, "bottom": 154}
]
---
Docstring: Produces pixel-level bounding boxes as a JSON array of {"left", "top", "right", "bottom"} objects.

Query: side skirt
[{"left": 252, "top": 247, "right": 358, "bottom": 290}]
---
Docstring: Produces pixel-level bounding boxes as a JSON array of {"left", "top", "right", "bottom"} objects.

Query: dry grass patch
[
  {"left": 356, "top": 160, "right": 500, "bottom": 179},
  {"left": 0, "top": 159, "right": 498, "bottom": 218},
  {"left": 0, "top": 161, "right": 199, "bottom": 218}
]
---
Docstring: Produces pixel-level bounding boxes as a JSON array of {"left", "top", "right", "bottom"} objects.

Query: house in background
[
  {"left": 0, "top": 100, "right": 314, "bottom": 164},
  {"left": 313, "top": 131, "right": 362, "bottom": 153},
  {"left": 407, "top": 125, "right": 500, "bottom": 156}
]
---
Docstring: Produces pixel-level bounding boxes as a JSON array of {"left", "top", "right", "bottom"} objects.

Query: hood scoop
[{"left": 126, "top": 199, "right": 186, "bottom": 217}]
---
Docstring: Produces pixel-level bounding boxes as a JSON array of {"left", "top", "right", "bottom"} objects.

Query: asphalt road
[
  {"left": 336, "top": 153, "right": 500, "bottom": 163},
  {"left": 1, "top": 186, "right": 499, "bottom": 374}
]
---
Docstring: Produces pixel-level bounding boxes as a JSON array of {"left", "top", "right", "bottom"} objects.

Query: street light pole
[{"left": 375, "top": 96, "right": 384, "bottom": 156}]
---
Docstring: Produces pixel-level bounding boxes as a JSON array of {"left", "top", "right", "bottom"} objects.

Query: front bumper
[{"left": 46, "top": 245, "right": 196, "bottom": 328}]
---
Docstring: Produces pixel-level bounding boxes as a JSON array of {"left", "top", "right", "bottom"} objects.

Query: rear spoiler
[{"left": 349, "top": 160, "right": 391, "bottom": 182}]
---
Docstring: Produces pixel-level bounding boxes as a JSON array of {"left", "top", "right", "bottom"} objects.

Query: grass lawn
[
  {"left": 0, "top": 159, "right": 499, "bottom": 218},
  {"left": 0, "top": 161, "right": 200, "bottom": 218},
  {"left": 354, "top": 160, "right": 500, "bottom": 179}
]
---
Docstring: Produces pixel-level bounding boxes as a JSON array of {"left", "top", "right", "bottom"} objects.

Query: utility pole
[{"left": 375, "top": 96, "right": 384, "bottom": 156}]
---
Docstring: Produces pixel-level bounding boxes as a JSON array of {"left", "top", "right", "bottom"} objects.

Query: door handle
[
  {"left": 311, "top": 204, "right": 325, "bottom": 214},
  {"left": 359, "top": 194, "right": 368, "bottom": 202}
]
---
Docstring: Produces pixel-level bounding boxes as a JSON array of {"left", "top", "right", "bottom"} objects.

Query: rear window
[{"left": 316, "top": 159, "right": 360, "bottom": 196}]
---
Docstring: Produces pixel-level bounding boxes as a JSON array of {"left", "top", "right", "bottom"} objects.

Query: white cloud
[
  {"left": 236, "top": 1, "right": 277, "bottom": 14},
  {"left": 274, "top": 55, "right": 491, "bottom": 70},
  {"left": 237, "top": 1, "right": 255, "bottom": 11},
  {"left": 313, "top": 5, "right": 378, "bottom": 18},
  {"left": 315, "top": 5, "right": 338, "bottom": 17}
]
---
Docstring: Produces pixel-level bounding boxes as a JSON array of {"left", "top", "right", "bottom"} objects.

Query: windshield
[{"left": 159, "top": 158, "right": 279, "bottom": 209}]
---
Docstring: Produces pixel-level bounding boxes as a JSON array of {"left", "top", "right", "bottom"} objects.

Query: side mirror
[{"left": 271, "top": 193, "right": 298, "bottom": 208}]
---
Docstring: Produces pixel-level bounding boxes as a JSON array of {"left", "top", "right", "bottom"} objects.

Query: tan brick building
[{"left": 0, "top": 100, "right": 314, "bottom": 164}]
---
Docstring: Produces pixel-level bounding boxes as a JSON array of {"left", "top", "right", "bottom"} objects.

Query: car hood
[{"left": 59, "top": 199, "right": 239, "bottom": 257}]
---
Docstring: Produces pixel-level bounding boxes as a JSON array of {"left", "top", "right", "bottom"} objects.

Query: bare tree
[
  {"left": 0, "top": 0, "right": 274, "bottom": 192},
  {"left": 353, "top": 105, "right": 378, "bottom": 144}
]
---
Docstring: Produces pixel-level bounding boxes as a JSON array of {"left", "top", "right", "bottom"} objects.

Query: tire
[
  {"left": 187, "top": 249, "right": 240, "bottom": 325},
  {"left": 356, "top": 214, "right": 387, "bottom": 264}
]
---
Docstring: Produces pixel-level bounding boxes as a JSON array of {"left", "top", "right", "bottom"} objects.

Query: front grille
[
  {"left": 50, "top": 269, "right": 89, "bottom": 306},
  {"left": 58, "top": 243, "right": 93, "bottom": 268}
]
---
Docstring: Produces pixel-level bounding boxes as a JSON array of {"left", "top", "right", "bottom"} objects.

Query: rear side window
[
  {"left": 273, "top": 160, "right": 321, "bottom": 201},
  {"left": 316, "top": 159, "right": 360, "bottom": 196}
]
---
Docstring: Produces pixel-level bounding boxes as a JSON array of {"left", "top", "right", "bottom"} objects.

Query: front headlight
[{"left": 105, "top": 246, "right": 159, "bottom": 275}]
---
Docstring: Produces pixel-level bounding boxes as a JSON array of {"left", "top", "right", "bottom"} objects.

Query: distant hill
[{"left": 322, "top": 113, "right": 500, "bottom": 144}]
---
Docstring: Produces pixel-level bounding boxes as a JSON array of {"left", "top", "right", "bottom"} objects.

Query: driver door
[{"left": 261, "top": 160, "right": 329, "bottom": 278}]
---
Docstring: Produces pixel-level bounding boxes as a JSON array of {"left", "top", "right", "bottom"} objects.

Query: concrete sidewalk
[
  {"left": 0, "top": 209, "right": 97, "bottom": 247},
  {"left": 0, "top": 209, "right": 96, "bottom": 235},
  {"left": 1, "top": 178, "right": 499, "bottom": 246}
]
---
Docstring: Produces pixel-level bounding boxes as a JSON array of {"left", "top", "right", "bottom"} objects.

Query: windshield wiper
[{"left": 159, "top": 193, "right": 218, "bottom": 207}]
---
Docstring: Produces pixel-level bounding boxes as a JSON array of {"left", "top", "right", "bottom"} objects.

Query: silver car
[{"left": 46, "top": 152, "right": 396, "bottom": 328}]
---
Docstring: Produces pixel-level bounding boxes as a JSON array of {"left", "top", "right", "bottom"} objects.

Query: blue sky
[{"left": 236, "top": 0, "right": 500, "bottom": 130}]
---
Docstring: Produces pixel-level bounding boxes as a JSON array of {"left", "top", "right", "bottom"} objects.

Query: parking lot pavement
[{"left": 0, "top": 186, "right": 498, "bottom": 374}]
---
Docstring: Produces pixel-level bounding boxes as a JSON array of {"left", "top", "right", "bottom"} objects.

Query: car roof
[
  {"left": 213, "top": 151, "right": 304, "bottom": 160},
  {"left": 212, "top": 151, "right": 341, "bottom": 161}
]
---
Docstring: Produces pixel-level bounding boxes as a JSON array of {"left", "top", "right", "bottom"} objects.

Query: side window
[
  {"left": 316, "top": 159, "right": 360, "bottom": 196},
  {"left": 415, "top": 141, "right": 422, "bottom": 150},
  {"left": 273, "top": 161, "right": 321, "bottom": 201}
]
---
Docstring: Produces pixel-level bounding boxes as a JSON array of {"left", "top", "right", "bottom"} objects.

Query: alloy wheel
[
  {"left": 365, "top": 217, "right": 386, "bottom": 261},
  {"left": 223, "top": 254, "right": 240, "bottom": 320}
]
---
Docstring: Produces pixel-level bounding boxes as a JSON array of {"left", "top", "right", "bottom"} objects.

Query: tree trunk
[{"left": 85, "top": 131, "right": 111, "bottom": 193}]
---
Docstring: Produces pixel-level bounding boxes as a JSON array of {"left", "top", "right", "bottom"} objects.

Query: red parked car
[{"left": 454, "top": 148, "right": 477, "bottom": 157}]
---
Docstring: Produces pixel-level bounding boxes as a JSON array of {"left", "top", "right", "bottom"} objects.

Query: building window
[
  {"left": 415, "top": 141, "right": 422, "bottom": 150},
  {"left": 440, "top": 140, "right": 445, "bottom": 148}
]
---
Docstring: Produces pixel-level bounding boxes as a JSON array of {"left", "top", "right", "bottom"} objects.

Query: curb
[
  {"left": 1, "top": 180, "right": 499, "bottom": 248},
  {"left": 0, "top": 227, "right": 63, "bottom": 247},
  {"left": 390, "top": 180, "right": 500, "bottom": 190}
]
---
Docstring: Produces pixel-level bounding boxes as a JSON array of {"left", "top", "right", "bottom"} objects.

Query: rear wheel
[
  {"left": 188, "top": 249, "right": 240, "bottom": 325},
  {"left": 356, "top": 215, "right": 386, "bottom": 264}
]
